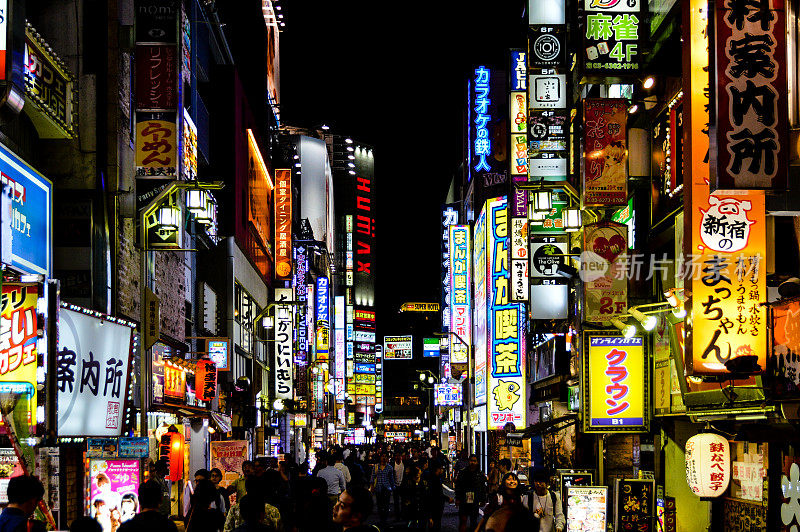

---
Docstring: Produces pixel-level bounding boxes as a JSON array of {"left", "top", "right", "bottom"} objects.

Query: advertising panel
[
  {"left": 435, "top": 384, "right": 463, "bottom": 406},
  {"left": 274, "top": 169, "right": 292, "bottom": 280},
  {"left": 528, "top": 0, "right": 566, "bottom": 24},
  {"left": 583, "top": 7, "right": 642, "bottom": 74},
  {"left": 135, "top": 45, "right": 178, "bottom": 110},
  {"left": 487, "top": 197, "right": 526, "bottom": 430},
  {"left": 528, "top": 110, "right": 568, "bottom": 181},
  {"left": 713, "top": 0, "right": 787, "bottom": 189},
  {"left": 510, "top": 51, "right": 528, "bottom": 178},
  {"left": 442, "top": 204, "right": 458, "bottom": 364},
  {"left": 335, "top": 295, "right": 345, "bottom": 402},
  {"left": 583, "top": 222, "right": 628, "bottom": 321},
  {"left": 449, "top": 225, "right": 471, "bottom": 364},
  {"left": 246, "top": 130, "right": 274, "bottom": 258},
  {"left": 315, "top": 277, "right": 329, "bottom": 361},
  {"left": 295, "top": 246, "right": 308, "bottom": 364},
  {"left": 423, "top": 338, "right": 440, "bottom": 358},
  {"left": 614, "top": 478, "right": 654, "bottom": 531},
  {"left": 206, "top": 338, "right": 230, "bottom": 371},
  {"left": 210, "top": 440, "right": 248, "bottom": 487},
  {"left": 135, "top": 0, "right": 178, "bottom": 44},
  {"left": 471, "top": 66, "right": 493, "bottom": 181},
  {"left": 528, "top": 26, "right": 566, "bottom": 68},
  {"left": 530, "top": 238, "right": 567, "bottom": 278},
  {"left": 0, "top": 284, "right": 38, "bottom": 425},
  {"left": 510, "top": 217, "right": 528, "bottom": 302},
  {"left": 583, "top": 99, "right": 628, "bottom": 206},
  {"left": 474, "top": 205, "right": 488, "bottom": 405},
  {"left": 383, "top": 335, "right": 412, "bottom": 360},
  {"left": 181, "top": 108, "right": 197, "bottom": 180},
  {"left": 135, "top": 112, "right": 178, "bottom": 177},
  {"left": 582, "top": 333, "right": 649, "bottom": 432},
  {"left": 195, "top": 359, "right": 216, "bottom": 402},
  {"left": 566, "top": 486, "right": 608, "bottom": 532},
  {"left": 688, "top": 191, "right": 766, "bottom": 375},
  {"left": 24, "top": 27, "right": 77, "bottom": 137},
  {"left": 274, "top": 288, "right": 293, "bottom": 399},
  {"left": 528, "top": 72, "right": 566, "bottom": 110},
  {"left": 651, "top": 94, "right": 684, "bottom": 224},
  {"left": 89, "top": 459, "right": 140, "bottom": 532},
  {"left": 57, "top": 307, "right": 134, "bottom": 436},
  {"left": 375, "top": 345, "right": 383, "bottom": 412}
]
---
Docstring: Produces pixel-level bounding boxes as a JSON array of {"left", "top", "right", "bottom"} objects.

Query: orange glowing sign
[
  {"left": 274, "top": 169, "right": 292, "bottom": 280},
  {"left": 246, "top": 129, "right": 274, "bottom": 254}
]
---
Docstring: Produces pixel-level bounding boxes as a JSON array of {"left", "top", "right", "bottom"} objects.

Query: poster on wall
[
  {"left": 57, "top": 306, "right": 135, "bottom": 436},
  {"left": 582, "top": 222, "right": 628, "bottom": 322},
  {"left": 473, "top": 205, "right": 488, "bottom": 406},
  {"left": 89, "top": 459, "right": 140, "bottom": 532},
  {"left": 582, "top": 332, "right": 649, "bottom": 433},
  {"left": 210, "top": 440, "right": 248, "bottom": 488},
  {"left": 566, "top": 486, "right": 608, "bottom": 532},
  {"left": 583, "top": 99, "right": 628, "bottom": 206}
]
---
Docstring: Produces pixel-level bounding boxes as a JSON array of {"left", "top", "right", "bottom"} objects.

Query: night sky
[{"left": 279, "top": 1, "right": 526, "bottom": 391}]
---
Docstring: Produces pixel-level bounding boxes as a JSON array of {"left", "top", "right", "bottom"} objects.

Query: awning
[{"left": 506, "top": 413, "right": 578, "bottom": 440}]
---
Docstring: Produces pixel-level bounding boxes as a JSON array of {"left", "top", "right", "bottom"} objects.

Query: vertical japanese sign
[
  {"left": 583, "top": 99, "right": 628, "bottom": 206},
  {"left": 713, "top": 0, "right": 787, "bottom": 189},
  {"left": 771, "top": 299, "right": 800, "bottom": 394},
  {"left": 689, "top": 191, "right": 766, "bottom": 374},
  {"left": 375, "top": 344, "right": 383, "bottom": 413},
  {"left": 275, "top": 169, "right": 292, "bottom": 280},
  {"left": 195, "top": 359, "right": 216, "bottom": 402},
  {"left": 582, "top": 334, "right": 649, "bottom": 432},
  {"left": 315, "top": 277, "right": 329, "bottom": 361},
  {"left": 274, "top": 287, "right": 293, "bottom": 400},
  {"left": 0, "top": 285, "right": 38, "bottom": 425},
  {"left": 472, "top": 66, "right": 493, "bottom": 182},
  {"left": 449, "top": 225, "right": 472, "bottom": 364},
  {"left": 583, "top": 222, "right": 628, "bottom": 321},
  {"left": 57, "top": 307, "right": 134, "bottom": 437},
  {"left": 334, "top": 295, "right": 345, "bottom": 402},
  {"left": 487, "top": 196, "right": 526, "bottom": 430},
  {"left": 135, "top": 113, "right": 178, "bottom": 177},
  {"left": 295, "top": 246, "right": 308, "bottom": 365},
  {"left": 442, "top": 205, "right": 458, "bottom": 363},
  {"left": 510, "top": 51, "right": 528, "bottom": 178},
  {"left": 510, "top": 217, "right": 528, "bottom": 302},
  {"left": 24, "top": 26, "right": 77, "bottom": 137},
  {"left": 134, "top": 45, "right": 178, "bottom": 110},
  {"left": 614, "top": 479, "right": 654, "bottom": 532},
  {"left": 181, "top": 109, "right": 197, "bottom": 180},
  {"left": 474, "top": 205, "right": 488, "bottom": 406}
]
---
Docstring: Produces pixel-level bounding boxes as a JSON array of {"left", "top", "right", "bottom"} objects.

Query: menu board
[
  {"left": 567, "top": 486, "right": 607, "bottom": 532},
  {"left": 615, "top": 479, "right": 654, "bottom": 531},
  {"left": 559, "top": 470, "right": 594, "bottom": 515}
]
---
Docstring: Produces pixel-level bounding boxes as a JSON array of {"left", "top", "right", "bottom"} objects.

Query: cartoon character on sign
[
  {"left": 698, "top": 196, "right": 754, "bottom": 252},
  {"left": 492, "top": 380, "right": 520, "bottom": 411}
]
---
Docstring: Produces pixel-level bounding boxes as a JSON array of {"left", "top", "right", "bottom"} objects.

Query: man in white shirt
[
  {"left": 529, "top": 470, "right": 565, "bottom": 532},
  {"left": 392, "top": 452, "right": 404, "bottom": 516},
  {"left": 316, "top": 453, "right": 347, "bottom": 507},
  {"left": 333, "top": 452, "right": 352, "bottom": 485}
]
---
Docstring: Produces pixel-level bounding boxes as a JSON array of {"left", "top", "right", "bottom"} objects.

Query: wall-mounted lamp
[
  {"left": 643, "top": 76, "right": 656, "bottom": 89},
  {"left": 273, "top": 398, "right": 285, "bottom": 411},
  {"left": 563, "top": 209, "right": 582, "bottom": 230},
  {"left": 610, "top": 318, "right": 637, "bottom": 338},
  {"left": 157, "top": 206, "right": 180, "bottom": 229},
  {"left": 533, "top": 191, "right": 552, "bottom": 212},
  {"left": 629, "top": 307, "right": 657, "bottom": 331}
]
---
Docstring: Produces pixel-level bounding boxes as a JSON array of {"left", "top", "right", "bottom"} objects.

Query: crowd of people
[{"left": 0, "top": 444, "right": 566, "bottom": 532}]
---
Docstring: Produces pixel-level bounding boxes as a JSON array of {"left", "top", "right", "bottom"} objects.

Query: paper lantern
[
  {"left": 685, "top": 433, "right": 730, "bottom": 497},
  {"left": 195, "top": 359, "right": 217, "bottom": 401},
  {"left": 158, "top": 431, "right": 184, "bottom": 482}
]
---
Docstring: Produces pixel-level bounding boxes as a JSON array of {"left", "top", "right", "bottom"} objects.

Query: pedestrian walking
[
  {"left": 186, "top": 480, "right": 226, "bottom": 532},
  {"left": 0, "top": 475, "right": 47, "bottom": 532},
  {"left": 369, "top": 452, "right": 396, "bottom": 525},
  {"left": 317, "top": 452, "right": 347, "bottom": 508},
  {"left": 454, "top": 454, "right": 486, "bottom": 532},
  {"left": 527, "top": 470, "right": 565, "bottom": 532},
  {"left": 391, "top": 452, "right": 404, "bottom": 516},
  {"left": 332, "top": 487, "right": 379, "bottom": 532},
  {"left": 118, "top": 480, "right": 178, "bottom": 532}
]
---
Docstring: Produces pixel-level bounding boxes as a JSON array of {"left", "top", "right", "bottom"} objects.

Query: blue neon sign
[{"left": 474, "top": 66, "right": 492, "bottom": 173}]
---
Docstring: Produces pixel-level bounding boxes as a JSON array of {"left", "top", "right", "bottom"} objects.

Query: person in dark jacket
[
  {"left": 0, "top": 475, "right": 46, "bottom": 532},
  {"left": 186, "top": 480, "right": 226, "bottom": 532},
  {"left": 455, "top": 455, "right": 487, "bottom": 532},
  {"left": 118, "top": 480, "right": 178, "bottom": 532},
  {"left": 400, "top": 467, "right": 429, "bottom": 531},
  {"left": 232, "top": 495, "right": 270, "bottom": 532},
  {"left": 425, "top": 462, "right": 451, "bottom": 532}
]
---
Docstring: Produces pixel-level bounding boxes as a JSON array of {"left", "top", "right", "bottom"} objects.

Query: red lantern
[
  {"left": 158, "top": 431, "right": 184, "bottom": 482},
  {"left": 196, "top": 360, "right": 217, "bottom": 401}
]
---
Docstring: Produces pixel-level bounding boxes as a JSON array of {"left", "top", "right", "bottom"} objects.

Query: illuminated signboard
[
  {"left": 383, "top": 335, "right": 412, "bottom": 360},
  {"left": 688, "top": 191, "right": 766, "bottom": 375},
  {"left": 274, "top": 169, "right": 292, "bottom": 280},
  {"left": 182, "top": 108, "right": 197, "bottom": 180},
  {"left": 528, "top": 26, "right": 566, "bottom": 69},
  {"left": 315, "top": 277, "right": 329, "bottom": 361},
  {"left": 0, "top": 285, "right": 38, "bottom": 425},
  {"left": 354, "top": 363, "right": 374, "bottom": 374},
  {"left": 473, "top": 205, "right": 488, "bottom": 405},
  {"left": 295, "top": 246, "right": 308, "bottom": 364},
  {"left": 135, "top": 113, "right": 177, "bottom": 178},
  {"left": 441, "top": 204, "right": 458, "bottom": 367},
  {"left": 583, "top": 9, "right": 642, "bottom": 74},
  {"left": 355, "top": 309, "right": 375, "bottom": 321},
  {"left": 435, "top": 384, "right": 463, "bottom": 406},
  {"left": 400, "top": 302, "right": 440, "bottom": 312},
  {"left": 449, "top": 225, "right": 471, "bottom": 364},
  {"left": 583, "top": 222, "right": 628, "bottom": 322},
  {"left": 335, "top": 295, "right": 345, "bottom": 401},
  {"left": 274, "top": 288, "right": 293, "bottom": 400},
  {"left": 582, "top": 333, "right": 649, "bottom": 432},
  {"left": 423, "top": 338, "right": 440, "bottom": 358},
  {"left": 528, "top": 72, "right": 566, "bottom": 110},
  {"left": 583, "top": 99, "right": 628, "bottom": 206},
  {"left": 528, "top": 110, "right": 568, "bottom": 180},
  {"left": 487, "top": 196, "right": 526, "bottom": 430},
  {"left": 713, "top": 0, "right": 787, "bottom": 189},
  {"left": 206, "top": 338, "right": 230, "bottom": 371},
  {"left": 375, "top": 344, "right": 384, "bottom": 412},
  {"left": 473, "top": 66, "right": 492, "bottom": 177},
  {"left": 611, "top": 198, "right": 636, "bottom": 250},
  {"left": 510, "top": 52, "right": 528, "bottom": 178},
  {"left": 246, "top": 129, "right": 274, "bottom": 270}
]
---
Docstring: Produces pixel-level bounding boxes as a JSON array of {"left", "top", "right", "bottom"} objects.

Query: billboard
[
  {"left": 57, "top": 307, "right": 135, "bottom": 436},
  {"left": 423, "top": 338, "right": 440, "bottom": 358},
  {"left": 583, "top": 99, "right": 628, "bottom": 206},
  {"left": 315, "top": 277, "right": 329, "bottom": 361},
  {"left": 383, "top": 336, "right": 412, "bottom": 360},
  {"left": 0, "top": 285, "right": 39, "bottom": 425},
  {"left": 583, "top": 222, "right": 628, "bottom": 322},
  {"left": 449, "top": 225, "right": 471, "bottom": 364},
  {"left": 89, "top": 459, "right": 141, "bottom": 532},
  {"left": 209, "top": 440, "right": 248, "bottom": 487},
  {"left": 474, "top": 205, "right": 488, "bottom": 406},
  {"left": 246, "top": 129, "right": 274, "bottom": 260},
  {"left": 274, "top": 288, "right": 293, "bottom": 400},
  {"left": 435, "top": 384, "right": 463, "bottom": 406},
  {"left": 135, "top": 113, "right": 178, "bottom": 178},
  {"left": 582, "top": 333, "right": 649, "bottom": 432},
  {"left": 274, "top": 169, "right": 292, "bottom": 280},
  {"left": 486, "top": 197, "right": 526, "bottom": 430}
]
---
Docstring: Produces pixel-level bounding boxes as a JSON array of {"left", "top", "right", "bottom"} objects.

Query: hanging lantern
[
  {"left": 158, "top": 430, "right": 185, "bottom": 482},
  {"left": 195, "top": 359, "right": 217, "bottom": 402},
  {"left": 685, "top": 433, "right": 730, "bottom": 497}
]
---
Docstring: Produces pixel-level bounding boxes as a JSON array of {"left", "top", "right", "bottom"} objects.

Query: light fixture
[
  {"left": 320, "top": 124, "right": 329, "bottom": 130},
  {"left": 419, "top": 373, "right": 426, "bottom": 382},
  {"left": 273, "top": 399, "right": 285, "bottom": 411},
  {"left": 664, "top": 289, "right": 679, "bottom": 307},
  {"left": 345, "top": 138, "right": 353, "bottom": 144},
  {"left": 263, "top": 316, "right": 274, "bottom": 329},
  {"left": 643, "top": 76, "right": 656, "bottom": 89},
  {"left": 348, "top": 170, "right": 356, "bottom": 175},
  {"left": 294, "top": 163, "right": 301, "bottom": 168},
  {"left": 157, "top": 206, "right": 179, "bottom": 229},
  {"left": 533, "top": 191, "right": 551, "bottom": 212},
  {"left": 277, "top": 306, "right": 290, "bottom": 320},
  {"left": 630, "top": 308, "right": 657, "bottom": 331},
  {"left": 628, "top": 103, "right": 639, "bottom": 114},
  {"left": 346, "top": 146, "right": 354, "bottom": 152},
  {"left": 611, "top": 318, "right": 637, "bottom": 338},
  {"left": 348, "top": 155, "right": 355, "bottom": 160},
  {"left": 563, "top": 208, "right": 582, "bottom": 230},
  {"left": 428, "top": 376, "right": 434, "bottom": 384},
  {"left": 672, "top": 307, "right": 687, "bottom": 318},
  {"left": 348, "top": 162, "right": 355, "bottom": 168},
  {"left": 187, "top": 190, "right": 207, "bottom": 212},
  {"left": 293, "top": 154, "right": 299, "bottom": 160}
]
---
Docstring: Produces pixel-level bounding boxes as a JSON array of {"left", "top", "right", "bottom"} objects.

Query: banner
[
  {"left": 274, "top": 288, "right": 293, "bottom": 399},
  {"left": 89, "top": 459, "right": 141, "bottom": 532},
  {"left": 583, "top": 99, "right": 628, "bottom": 206},
  {"left": 135, "top": 113, "right": 178, "bottom": 177},
  {"left": 57, "top": 307, "right": 134, "bottom": 436},
  {"left": 210, "top": 440, "right": 248, "bottom": 487},
  {"left": 0, "top": 285, "right": 38, "bottom": 425},
  {"left": 275, "top": 169, "right": 292, "bottom": 280},
  {"left": 474, "top": 205, "right": 488, "bottom": 406},
  {"left": 583, "top": 222, "right": 628, "bottom": 322},
  {"left": 315, "top": 277, "right": 329, "bottom": 361},
  {"left": 582, "top": 333, "right": 649, "bottom": 432},
  {"left": 487, "top": 197, "right": 526, "bottom": 430},
  {"left": 449, "top": 225, "right": 472, "bottom": 363},
  {"left": 135, "top": 45, "right": 178, "bottom": 110}
]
